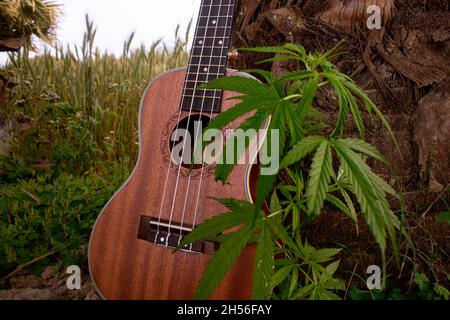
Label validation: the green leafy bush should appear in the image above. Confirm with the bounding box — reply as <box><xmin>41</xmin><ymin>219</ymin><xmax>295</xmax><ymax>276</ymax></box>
<box><xmin>0</xmin><ymin>162</ymin><xmax>130</xmax><ymax>273</ymax></box>
<box><xmin>181</xmin><ymin>44</ymin><xmax>401</xmax><ymax>300</ymax></box>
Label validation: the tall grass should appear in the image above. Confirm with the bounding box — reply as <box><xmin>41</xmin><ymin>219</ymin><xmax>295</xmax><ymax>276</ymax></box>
<box><xmin>0</xmin><ymin>15</ymin><xmax>189</xmax><ymax>275</ymax></box>
<box><xmin>3</xmin><ymin>14</ymin><xmax>190</xmax><ymax>164</ymax></box>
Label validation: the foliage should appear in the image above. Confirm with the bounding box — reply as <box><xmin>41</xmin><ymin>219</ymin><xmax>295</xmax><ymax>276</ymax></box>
<box><xmin>0</xmin><ymin>0</ymin><xmax>60</xmax><ymax>43</ymax></box>
<box><xmin>0</xmin><ymin>161</ymin><xmax>129</xmax><ymax>273</ymax></box>
<box><xmin>180</xmin><ymin>44</ymin><xmax>401</xmax><ymax>299</ymax></box>
<box><xmin>348</xmin><ymin>273</ymin><xmax>450</xmax><ymax>300</ymax></box>
<box><xmin>0</xmin><ymin>17</ymin><xmax>189</xmax><ymax>275</ymax></box>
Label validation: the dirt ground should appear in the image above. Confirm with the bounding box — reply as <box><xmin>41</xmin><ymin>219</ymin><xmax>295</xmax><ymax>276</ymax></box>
<box><xmin>0</xmin><ymin>266</ymin><xmax>100</xmax><ymax>300</ymax></box>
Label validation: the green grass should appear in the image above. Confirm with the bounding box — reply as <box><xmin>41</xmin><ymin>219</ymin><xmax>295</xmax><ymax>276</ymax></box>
<box><xmin>0</xmin><ymin>16</ymin><xmax>189</xmax><ymax>276</ymax></box>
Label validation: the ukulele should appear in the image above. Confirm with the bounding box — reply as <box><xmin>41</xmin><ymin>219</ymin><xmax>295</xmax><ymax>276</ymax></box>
<box><xmin>89</xmin><ymin>0</ymin><xmax>265</xmax><ymax>300</ymax></box>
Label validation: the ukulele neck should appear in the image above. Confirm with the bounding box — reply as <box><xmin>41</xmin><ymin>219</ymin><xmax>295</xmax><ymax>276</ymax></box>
<box><xmin>180</xmin><ymin>0</ymin><xmax>237</xmax><ymax>113</ymax></box>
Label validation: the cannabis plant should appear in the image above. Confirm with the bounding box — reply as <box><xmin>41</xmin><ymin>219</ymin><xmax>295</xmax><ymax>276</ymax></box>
<box><xmin>179</xmin><ymin>44</ymin><xmax>400</xmax><ymax>300</ymax></box>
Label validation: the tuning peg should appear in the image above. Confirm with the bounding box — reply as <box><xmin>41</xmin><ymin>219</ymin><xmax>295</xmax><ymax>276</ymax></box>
<box><xmin>228</xmin><ymin>50</ymin><xmax>239</xmax><ymax>62</ymax></box>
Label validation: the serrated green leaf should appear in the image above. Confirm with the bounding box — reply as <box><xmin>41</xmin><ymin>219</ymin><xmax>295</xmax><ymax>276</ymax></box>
<box><xmin>243</xmin><ymin>69</ymin><xmax>286</xmax><ymax>97</ymax></box>
<box><xmin>280</xmin><ymin>136</ymin><xmax>326</xmax><ymax>168</ymax></box>
<box><xmin>256</xmin><ymin>55</ymin><xmax>301</xmax><ymax>65</ymax></box>
<box><xmin>340</xmin><ymin>188</ymin><xmax>359</xmax><ymax>233</ymax></box>
<box><xmin>215</xmin><ymin>110</ymin><xmax>271</xmax><ymax>183</ymax></box>
<box><xmin>322</xmin><ymin>72</ymin><xmax>349</xmax><ymax>138</ymax></box>
<box><xmin>434</xmin><ymin>284</ymin><xmax>450</xmax><ymax>300</ymax></box>
<box><xmin>195</xmin><ymin>225</ymin><xmax>255</xmax><ymax>300</ymax></box>
<box><xmin>310</xmin><ymin>248</ymin><xmax>342</xmax><ymax>263</ymax></box>
<box><xmin>271</xmin><ymin>265</ymin><xmax>295</xmax><ymax>288</ymax></box>
<box><xmin>414</xmin><ymin>272</ymin><xmax>430</xmax><ymax>291</ymax></box>
<box><xmin>326</xmin><ymin>193</ymin><xmax>357</xmax><ymax>223</ymax></box>
<box><xmin>254</xmin><ymin>106</ymin><xmax>285</xmax><ymax>216</ymax></box>
<box><xmin>278</xmin><ymin>70</ymin><xmax>315</xmax><ymax>83</ymax></box>
<box><xmin>238</xmin><ymin>45</ymin><xmax>300</xmax><ymax>55</ymax></box>
<box><xmin>200</xmin><ymin>76</ymin><xmax>276</xmax><ymax>98</ymax></box>
<box><xmin>311</xmin><ymin>287</ymin><xmax>343</xmax><ymax>300</ymax></box>
<box><xmin>288</xmin><ymin>267</ymin><xmax>299</xmax><ymax>298</ymax></box>
<box><xmin>177</xmin><ymin>207</ymin><xmax>253</xmax><ymax>249</ymax></box>
<box><xmin>305</xmin><ymin>141</ymin><xmax>333</xmax><ymax>217</ymax></box>
<box><xmin>267</xmin><ymin>217</ymin><xmax>298</xmax><ymax>253</ymax></box>
<box><xmin>253</xmin><ymin>222</ymin><xmax>275</xmax><ymax>300</ymax></box>
<box><xmin>292</xmin><ymin>284</ymin><xmax>315</xmax><ymax>300</ymax></box>
<box><xmin>343</xmin><ymin>77</ymin><xmax>400</xmax><ymax>153</ymax></box>
<box><xmin>283</xmin><ymin>101</ymin><xmax>304</xmax><ymax>146</ymax></box>
<box><xmin>255</xmin><ymin>174</ymin><xmax>276</xmax><ymax>213</ymax></box>
<box><xmin>269</xmin><ymin>190</ymin><xmax>281</xmax><ymax>213</ymax></box>
<box><xmin>339</xmin><ymin>138</ymin><xmax>388</xmax><ymax>165</ymax></box>
<box><xmin>205</xmin><ymin>98</ymin><xmax>264</xmax><ymax>132</ymax></box>
<box><xmin>346</xmin><ymin>92</ymin><xmax>366</xmax><ymax>139</ymax></box>
<box><xmin>332</xmin><ymin>140</ymin><xmax>400</xmax><ymax>253</ymax></box>
<box><xmin>437</xmin><ymin>211</ymin><xmax>450</xmax><ymax>224</ymax></box>
<box><xmin>326</xmin><ymin>260</ymin><xmax>340</xmax><ymax>277</ymax></box>
<box><xmin>215</xmin><ymin>198</ymin><xmax>256</xmax><ymax>213</ymax></box>
<box><xmin>296</xmin><ymin>72</ymin><xmax>320</xmax><ymax>122</ymax></box>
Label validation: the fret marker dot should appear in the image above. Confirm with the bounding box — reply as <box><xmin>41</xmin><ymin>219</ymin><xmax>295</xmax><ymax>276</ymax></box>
<box><xmin>203</xmin><ymin>67</ymin><xmax>208</xmax><ymax>72</ymax></box>
<box><xmin>218</xmin><ymin>40</ymin><xmax>223</xmax><ymax>45</ymax></box>
<box><xmin>198</xmin><ymin>40</ymin><xmax>203</xmax><ymax>45</ymax></box>
<box><xmin>160</xmin><ymin>237</ymin><xmax>165</xmax><ymax>242</ymax></box>
<box><xmin>212</xmin><ymin>20</ymin><xmax>217</xmax><ymax>25</ymax></box>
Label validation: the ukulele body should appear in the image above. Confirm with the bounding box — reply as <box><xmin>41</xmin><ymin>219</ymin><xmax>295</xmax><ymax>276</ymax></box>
<box><xmin>88</xmin><ymin>68</ymin><xmax>262</xmax><ymax>300</ymax></box>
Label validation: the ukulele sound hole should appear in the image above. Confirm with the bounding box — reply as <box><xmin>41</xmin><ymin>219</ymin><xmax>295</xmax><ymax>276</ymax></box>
<box><xmin>169</xmin><ymin>114</ymin><xmax>212</xmax><ymax>169</ymax></box>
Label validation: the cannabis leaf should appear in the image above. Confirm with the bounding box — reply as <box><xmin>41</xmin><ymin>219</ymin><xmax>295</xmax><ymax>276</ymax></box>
<box><xmin>305</xmin><ymin>141</ymin><xmax>334</xmax><ymax>217</ymax></box>
<box><xmin>195</xmin><ymin>224</ymin><xmax>256</xmax><ymax>299</ymax></box>
<box><xmin>253</xmin><ymin>221</ymin><xmax>275</xmax><ymax>299</ymax></box>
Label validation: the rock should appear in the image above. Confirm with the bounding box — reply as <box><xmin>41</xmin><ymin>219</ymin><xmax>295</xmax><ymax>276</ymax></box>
<box><xmin>414</xmin><ymin>80</ymin><xmax>450</xmax><ymax>191</ymax></box>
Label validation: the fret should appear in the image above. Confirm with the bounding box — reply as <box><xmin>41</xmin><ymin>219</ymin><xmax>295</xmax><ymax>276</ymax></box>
<box><xmin>191</xmin><ymin>46</ymin><xmax>228</xmax><ymax>57</ymax></box>
<box><xmin>198</xmin><ymin>15</ymin><xmax>234</xmax><ymax>19</ymax></box>
<box><xmin>201</xmin><ymin>0</ymin><xmax>235</xmax><ymax>5</ymax></box>
<box><xmin>200</xmin><ymin>5</ymin><xmax>235</xmax><ymax>18</ymax></box>
<box><xmin>181</xmin><ymin>95</ymin><xmax>222</xmax><ymax>113</ymax></box>
<box><xmin>181</xmin><ymin>0</ymin><xmax>237</xmax><ymax>113</ymax></box>
<box><xmin>185</xmin><ymin>73</ymin><xmax>223</xmax><ymax>84</ymax></box>
<box><xmin>189</xmin><ymin>56</ymin><xmax>226</xmax><ymax>67</ymax></box>
<box><xmin>183</xmin><ymin>89</ymin><xmax>221</xmax><ymax>98</ymax></box>
<box><xmin>194</xmin><ymin>26</ymin><xmax>231</xmax><ymax>38</ymax></box>
<box><xmin>187</xmin><ymin>64</ymin><xmax>225</xmax><ymax>75</ymax></box>
<box><xmin>197</xmin><ymin>16</ymin><xmax>234</xmax><ymax>28</ymax></box>
<box><xmin>193</xmin><ymin>38</ymin><xmax>230</xmax><ymax>48</ymax></box>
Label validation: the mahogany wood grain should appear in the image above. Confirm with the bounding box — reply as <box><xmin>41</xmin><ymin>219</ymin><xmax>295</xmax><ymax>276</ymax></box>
<box><xmin>89</xmin><ymin>68</ymin><xmax>259</xmax><ymax>300</ymax></box>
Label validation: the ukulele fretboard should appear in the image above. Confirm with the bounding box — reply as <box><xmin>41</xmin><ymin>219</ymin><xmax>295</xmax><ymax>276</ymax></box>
<box><xmin>181</xmin><ymin>0</ymin><xmax>237</xmax><ymax>113</ymax></box>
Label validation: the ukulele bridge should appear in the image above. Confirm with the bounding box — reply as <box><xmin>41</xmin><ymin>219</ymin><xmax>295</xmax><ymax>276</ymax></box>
<box><xmin>137</xmin><ymin>215</ymin><xmax>210</xmax><ymax>253</ymax></box>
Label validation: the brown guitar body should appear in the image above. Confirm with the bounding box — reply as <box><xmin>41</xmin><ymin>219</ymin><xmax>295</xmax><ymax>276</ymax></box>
<box><xmin>89</xmin><ymin>68</ymin><xmax>261</xmax><ymax>300</ymax></box>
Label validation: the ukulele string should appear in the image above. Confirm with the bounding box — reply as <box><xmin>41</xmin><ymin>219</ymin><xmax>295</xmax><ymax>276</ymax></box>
<box><xmin>164</xmin><ymin>0</ymin><xmax>215</xmax><ymax>247</ymax></box>
<box><xmin>190</xmin><ymin>0</ymin><xmax>235</xmax><ymax>234</ymax></box>
<box><xmin>177</xmin><ymin>0</ymin><xmax>228</xmax><ymax>249</ymax></box>
<box><xmin>154</xmin><ymin>0</ymin><xmax>206</xmax><ymax>243</ymax></box>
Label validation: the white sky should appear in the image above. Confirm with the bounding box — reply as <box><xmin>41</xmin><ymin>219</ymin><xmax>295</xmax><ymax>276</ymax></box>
<box><xmin>1</xmin><ymin>0</ymin><xmax>201</xmax><ymax>64</ymax></box>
